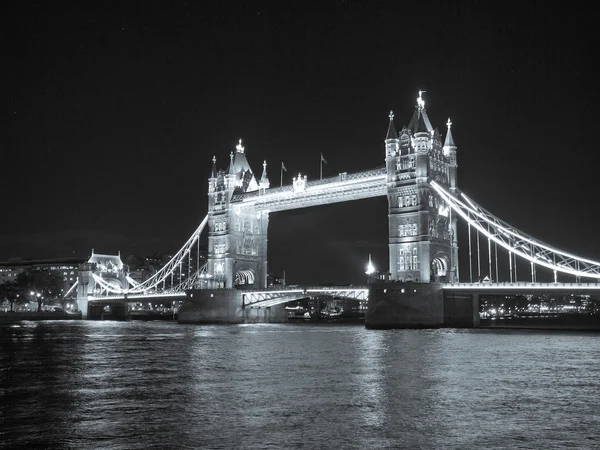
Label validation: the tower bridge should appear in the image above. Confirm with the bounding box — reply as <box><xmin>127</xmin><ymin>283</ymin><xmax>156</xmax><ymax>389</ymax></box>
<box><xmin>74</xmin><ymin>91</ymin><xmax>600</xmax><ymax>327</ymax></box>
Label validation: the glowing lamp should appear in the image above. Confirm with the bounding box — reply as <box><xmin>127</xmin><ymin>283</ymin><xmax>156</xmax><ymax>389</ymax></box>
<box><xmin>365</xmin><ymin>254</ymin><xmax>376</xmax><ymax>275</ymax></box>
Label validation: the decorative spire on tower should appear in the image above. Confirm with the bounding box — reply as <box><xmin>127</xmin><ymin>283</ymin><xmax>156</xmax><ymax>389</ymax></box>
<box><xmin>385</xmin><ymin>110</ymin><xmax>397</xmax><ymax>140</ymax></box>
<box><xmin>228</xmin><ymin>151</ymin><xmax>235</xmax><ymax>174</ymax></box>
<box><xmin>260</xmin><ymin>160</ymin><xmax>270</xmax><ymax>189</ymax></box>
<box><xmin>211</xmin><ymin>155</ymin><xmax>217</xmax><ymax>178</ymax></box>
<box><xmin>444</xmin><ymin>118</ymin><xmax>456</xmax><ymax>148</ymax></box>
<box><xmin>236</xmin><ymin>138</ymin><xmax>245</xmax><ymax>154</ymax></box>
<box><xmin>417</xmin><ymin>90</ymin><xmax>426</xmax><ymax>109</ymax></box>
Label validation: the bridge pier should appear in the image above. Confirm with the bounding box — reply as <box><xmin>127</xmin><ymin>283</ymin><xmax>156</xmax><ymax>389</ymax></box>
<box><xmin>77</xmin><ymin>298</ymin><xmax>89</xmax><ymax>319</ymax></box>
<box><xmin>178</xmin><ymin>289</ymin><xmax>288</xmax><ymax>324</ymax></box>
<box><xmin>366</xmin><ymin>282</ymin><xmax>478</xmax><ymax>328</ymax></box>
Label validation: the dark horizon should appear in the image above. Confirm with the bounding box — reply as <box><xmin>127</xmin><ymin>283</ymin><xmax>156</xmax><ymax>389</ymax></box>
<box><xmin>2</xmin><ymin>2</ymin><xmax>599</xmax><ymax>285</ymax></box>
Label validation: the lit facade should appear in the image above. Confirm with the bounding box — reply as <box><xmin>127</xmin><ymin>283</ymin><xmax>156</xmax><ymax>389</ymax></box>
<box><xmin>204</xmin><ymin>94</ymin><xmax>459</xmax><ymax>288</ymax></box>
<box><xmin>206</xmin><ymin>141</ymin><xmax>270</xmax><ymax>289</ymax></box>
<box><xmin>385</xmin><ymin>92</ymin><xmax>459</xmax><ymax>283</ymax></box>
<box><xmin>0</xmin><ymin>257</ymin><xmax>85</xmax><ymax>296</ymax></box>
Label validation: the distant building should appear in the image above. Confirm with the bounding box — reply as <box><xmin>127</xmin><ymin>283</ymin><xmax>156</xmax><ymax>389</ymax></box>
<box><xmin>0</xmin><ymin>257</ymin><xmax>86</xmax><ymax>297</ymax></box>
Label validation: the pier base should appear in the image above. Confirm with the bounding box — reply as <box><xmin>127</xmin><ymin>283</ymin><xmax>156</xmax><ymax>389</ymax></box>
<box><xmin>178</xmin><ymin>289</ymin><xmax>288</xmax><ymax>324</ymax></box>
<box><xmin>366</xmin><ymin>282</ymin><xmax>478</xmax><ymax>328</ymax></box>
<box><xmin>76</xmin><ymin>298</ymin><xmax>89</xmax><ymax>319</ymax></box>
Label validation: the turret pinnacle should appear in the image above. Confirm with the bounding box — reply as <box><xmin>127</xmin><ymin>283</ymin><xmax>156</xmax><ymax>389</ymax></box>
<box><xmin>236</xmin><ymin>138</ymin><xmax>245</xmax><ymax>154</ymax></box>
<box><xmin>444</xmin><ymin>118</ymin><xmax>456</xmax><ymax>148</ymax></box>
<box><xmin>417</xmin><ymin>90</ymin><xmax>426</xmax><ymax>110</ymax></box>
<box><xmin>385</xmin><ymin>110</ymin><xmax>397</xmax><ymax>140</ymax></box>
<box><xmin>228</xmin><ymin>152</ymin><xmax>235</xmax><ymax>175</ymax></box>
<box><xmin>211</xmin><ymin>155</ymin><xmax>217</xmax><ymax>178</ymax></box>
<box><xmin>260</xmin><ymin>160</ymin><xmax>270</xmax><ymax>189</ymax></box>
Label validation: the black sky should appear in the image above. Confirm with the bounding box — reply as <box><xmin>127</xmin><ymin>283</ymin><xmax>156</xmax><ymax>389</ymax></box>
<box><xmin>1</xmin><ymin>1</ymin><xmax>599</xmax><ymax>284</ymax></box>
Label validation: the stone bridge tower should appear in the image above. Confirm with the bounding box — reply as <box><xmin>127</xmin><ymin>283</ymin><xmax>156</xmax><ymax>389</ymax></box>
<box><xmin>386</xmin><ymin>92</ymin><xmax>459</xmax><ymax>283</ymax></box>
<box><xmin>206</xmin><ymin>139</ymin><xmax>269</xmax><ymax>289</ymax></box>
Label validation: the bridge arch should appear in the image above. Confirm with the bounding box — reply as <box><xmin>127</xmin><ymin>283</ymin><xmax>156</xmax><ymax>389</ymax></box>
<box><xmin>235</xmin><ymin>269</ymin><xmax>255</xmax><ymax>286</ymax></box>
<box><xmin>431</xmin><ymin>252</ymin><xmax>450</xmax><ymax>280</ymax></box>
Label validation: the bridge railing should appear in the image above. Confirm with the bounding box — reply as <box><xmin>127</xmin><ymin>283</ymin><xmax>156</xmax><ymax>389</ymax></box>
<box><xmin>444</xmin><ymin>282</ymin><xmax>600</xmax><ymax>289</ymax></box>
<box><xmin>231</xmin><ymin>166</ymin><xmax>386</xmax><ymax>202</ymax></box>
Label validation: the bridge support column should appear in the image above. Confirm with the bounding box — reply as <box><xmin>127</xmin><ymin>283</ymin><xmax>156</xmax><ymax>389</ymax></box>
<box><xmin>179</xmin><ymin>289</ymin><xmax>287</xmax><ymax>324</ymax></box>
<box><xmin>443</xmin><ymin>292</ymin><xmax>480</xmax><ymax>328</ymax></box>
<box><xmin>77</xmin><ymin>298</ymin><xmax>89</xmax><ymax>319</ymax></box>
<box><xmin>366</xmin><ymin>282</ymin><xmax>445</xmax><ymax>328</ymax></box>
<box><xmin>366</xmin><ymin>282</ymin><xmax>480</xmax><ymax>328</ymax></box>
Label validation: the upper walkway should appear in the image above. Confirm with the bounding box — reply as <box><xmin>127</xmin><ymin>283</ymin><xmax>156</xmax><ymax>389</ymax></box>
<box><xmin>231</xmin><ymin>167</ymin><xmax>387</xmax><ymax>212</ymax></box>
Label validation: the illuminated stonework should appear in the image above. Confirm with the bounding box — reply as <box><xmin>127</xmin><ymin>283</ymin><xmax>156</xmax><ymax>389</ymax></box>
<box><xmin>205</xmin><ymin>94</ymin><xmax>459</xmax><ymax>289</ymax></box>
<box><xmin>386</xmin><ymin>96</ymin><xmax>458</xmax><ymax>282</ymax></box>
<box><xmin>206</xmin><ymin>139</ymin><xmax>269</xmax><ymax>288</ymax></box>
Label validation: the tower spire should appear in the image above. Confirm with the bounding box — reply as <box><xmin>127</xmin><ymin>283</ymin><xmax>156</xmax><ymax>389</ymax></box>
<box><xmin>385</xmin><ymin>110</ymin><xmax>397</xmax><ymax>140</ymax></box>
<box><xmin>211</xmin><ymin>155</ymin><xmax>217</xmax><ymax>178</ymax></box>
<box><xmin>417</xmin><ymin>90</ymin><xmax>426</xmax><ymax>110</ymax></box>
<box><xmin>444</xmin><ymin>118</ymin><xmax>456</xmax><ymax>148</ymax></box>
<box><xmin>260</xmin><ymin>160</ymin><xmax>270</xmax><ymax>189</ymax></box>
<box><xmin>236</xmin><ymin>138</ymin><xmax>245</xmax><ymax>154</ymax></box>
<box><xmin>228</xmin><ymin>151</ymin><xmax>235</xmax><ymax>175</ymax></box>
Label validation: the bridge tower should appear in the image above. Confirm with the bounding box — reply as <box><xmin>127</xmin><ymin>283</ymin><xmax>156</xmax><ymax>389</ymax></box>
<box><xmin>386</xmin><ymin>93</ymin><xmax>459</xmax><ymax>283</ymax></box>
<box><xmin>205</xmin><ymin>140</ymin><xmax>269</xmax><ymax>289</ymax></box>
<box><xmin>75</xmin><ymin>251</ymin><xmax>129</xmax><ymax>318</ymax></box>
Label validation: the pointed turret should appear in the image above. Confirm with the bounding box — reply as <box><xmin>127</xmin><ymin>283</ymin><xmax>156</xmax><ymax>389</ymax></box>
<box><xmin>416</xmin><ymin>112</ymin><xmax>429</xmax><ymax>134</ymax></box>
<box><xmin>444</xmin><ymin>118</ymin><xmax>458</xmax><ymax>192</ymax></box>
<box><xmin>228</xmin><ymin>151</ymin><xmax>235</xmax><ymax>175</ymax></box>
<box><xmin>443</xmin><ymin>118</ymin><xmax>456</xmax><ymax>148</ymax></box>
<box><xmin>211</xmin><ymin>155</ymin><xmax>217</xmax><ymax>178</ymax></box>
<box><xmin>385</xmin><ymin>110</ymin><xmax>399</xmax><ymax>159</ymax></box>
<box><xmin>385</xmin><ymin>110</ymin><xmax>397</xmax><ymax>140</ymax></box>
<box><xmin>225</xmin><ymin>151</ymin><xmax>236</xmax><ymax>191</ymax></box>
<box><xmin>225</xmin><ymin>138</ymin><xmax>259</xmax><ymax>192</ymax></box>
<box><xmin>408</xmin><ymin>90</ymin><xmax>434</xmax><ymax>134</ymax></box>
<box><xmin>208</xmin><ymin>155</ymin><xmax>218</xmax><ymax>194</ymax></box>
<box><xmin>260</xmin><ymin>160</ymin><xmax>270</xmax><ymax>190</ymax></box>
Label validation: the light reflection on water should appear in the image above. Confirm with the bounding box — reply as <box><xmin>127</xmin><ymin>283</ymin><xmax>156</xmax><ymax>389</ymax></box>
<box><xmin>1</xmin><ymin>321</ymin><xmax>600</xmax><ymax>449</ymax></box>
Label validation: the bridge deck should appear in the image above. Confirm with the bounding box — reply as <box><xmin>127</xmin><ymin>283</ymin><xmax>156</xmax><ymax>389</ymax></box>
<box><xmin>231</xmin><ymin>167</ymin><xmax>387</xmax><ymax>212</ymax></box>
<box><xmin>443</xmin><ymin>282</ymin><xmax>600</xmax><ymax>295</ymax></box>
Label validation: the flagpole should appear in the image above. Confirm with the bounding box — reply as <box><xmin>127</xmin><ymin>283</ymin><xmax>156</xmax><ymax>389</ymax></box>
<box><xmin>320</xmin><ymin>156</ymin><xmax>322</xmax><ymax>180</ymax></box>
<box><xmin>281</xmin><ymin>164</ymin><xmax>283</xmax><ymax>187</ymax></box>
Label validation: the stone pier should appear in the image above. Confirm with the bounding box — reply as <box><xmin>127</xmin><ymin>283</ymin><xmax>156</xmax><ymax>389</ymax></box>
<box><xmin>365</xmin><ymin>282</ymin><xmax>478</xmax><ymax>328</ymax></box>
<box><xmin>178</xmin><ymin>289</ymin><xmax>288</xmax><ymax>324</ymax></box>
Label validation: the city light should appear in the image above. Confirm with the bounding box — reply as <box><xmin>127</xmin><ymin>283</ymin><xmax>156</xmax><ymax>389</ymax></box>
<box><xmin>365</xmin><ymin>254</ymin><xmax>376</xmax><ymax>275</ymax></box>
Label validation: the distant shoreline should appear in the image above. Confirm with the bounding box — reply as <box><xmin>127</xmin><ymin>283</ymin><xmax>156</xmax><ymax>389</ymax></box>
<box><xmin>0</xmin><ymin>311</ymin><xmax>82</xmax><ymax>324</ymax></box>
<box><xmin>478</xmin><ymin>316</ymin><xmax>600</xmax><ymax>331</ymax></box>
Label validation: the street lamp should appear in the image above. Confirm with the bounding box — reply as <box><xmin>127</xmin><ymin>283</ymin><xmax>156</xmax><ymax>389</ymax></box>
<box><xmin>365</xmin><ymin>254</ymin><xmax>376</xmax><ymax>276</ymax></box>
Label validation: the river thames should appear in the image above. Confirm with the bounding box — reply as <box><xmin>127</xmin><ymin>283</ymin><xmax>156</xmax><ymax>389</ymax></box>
<box><xmin>1</xmin><ymin>321</ymin><xmax>599</xmax><ymax>449</ymax></box>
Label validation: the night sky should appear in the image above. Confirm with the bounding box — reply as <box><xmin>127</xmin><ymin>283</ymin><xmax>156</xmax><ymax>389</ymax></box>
<box><xmin>2</xmin><ymin>1</ymin><xmax>599</xmax><ymax>285</ymax></box>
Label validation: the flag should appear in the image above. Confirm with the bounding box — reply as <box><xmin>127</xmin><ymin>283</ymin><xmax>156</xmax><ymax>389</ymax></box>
<box><xmin>281</xmin><ymin>162</ymin><xmax>287</xmax><ymax>172</ymax></box>
<box><xmin>321</xmin><ymin>153</ymin><xmax>327</xmax><ymax>164</ymax></box>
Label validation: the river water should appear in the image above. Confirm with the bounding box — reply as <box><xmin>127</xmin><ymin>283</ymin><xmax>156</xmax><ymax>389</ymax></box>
<box><xmin>1</xmin><ymin>321</ymin><xmax>599</xmax><ymax>449</ymax></box>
